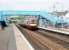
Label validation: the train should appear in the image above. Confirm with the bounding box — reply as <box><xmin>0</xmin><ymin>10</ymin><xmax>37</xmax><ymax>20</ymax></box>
<box><xmin>19</xmin><ymin>15</ymin><xmax>39</xmax><ymax>30</ymax></box>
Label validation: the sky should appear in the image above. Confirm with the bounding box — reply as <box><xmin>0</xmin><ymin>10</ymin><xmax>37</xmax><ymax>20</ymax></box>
<box><xmin>0</xmin><ymin>0</ymin><xmax>69</xmax><ymax>12</ymax></box>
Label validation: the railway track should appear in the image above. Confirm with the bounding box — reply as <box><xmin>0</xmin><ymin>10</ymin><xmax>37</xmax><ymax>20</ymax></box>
<box><xmin>17</xmin><ymin>25</ymin><xmax>69</xmax><ymax>50</ymax></box>
<box><xmin>35</xmin><ymin>29</ymin><xmax>69</xmax><ymax>49</ymax></box>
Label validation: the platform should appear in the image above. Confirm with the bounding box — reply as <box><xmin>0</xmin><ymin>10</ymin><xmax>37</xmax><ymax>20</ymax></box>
<box><xmin>39</xmin><ymin>26</ymin><xmax>69</xmax><ymax>35</ymax></box>
<box><xmin>0</xmin><ymin>24</ymin><xmax>34</xmax><ymax>50</ymax></box>
<box><xmin>0</xmin><ymin>25</ymin><xmax>17</xmax><ymax>50</ymax></box>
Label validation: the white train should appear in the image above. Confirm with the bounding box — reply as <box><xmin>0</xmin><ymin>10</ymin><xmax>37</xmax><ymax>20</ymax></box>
<box><xmin>19</xmin><ymin>15</ymin><xmax>39</xmax><ymax>30</ymax></box>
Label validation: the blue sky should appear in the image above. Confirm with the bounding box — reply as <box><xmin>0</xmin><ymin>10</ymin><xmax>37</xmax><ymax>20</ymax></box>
<box><xmin>0</xmin><ymin>0</ymin><xmax>69</xmax><ymax>12</ymax></box>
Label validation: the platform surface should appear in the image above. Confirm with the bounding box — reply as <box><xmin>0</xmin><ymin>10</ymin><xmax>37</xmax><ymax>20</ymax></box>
<box><xmin>39</xmin><ymin>26</ymin><xmax>69</xmax><ymax>35</ymax></box>
<box><xmin>0</xmin><ymin>25</ymin><xmax>17</xmax><ymax>50</ymax></box>
<box><xmin>0</xmin><ymin>24</ymin><xmax>34</xmax><ymax>50</ymax></box>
